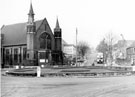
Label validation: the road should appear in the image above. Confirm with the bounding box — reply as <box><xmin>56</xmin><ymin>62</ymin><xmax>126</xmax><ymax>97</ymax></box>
<box><xmin>1</xmin><ymin>75</ymin><xmax>135</xmax><ymax>97</ymax></box>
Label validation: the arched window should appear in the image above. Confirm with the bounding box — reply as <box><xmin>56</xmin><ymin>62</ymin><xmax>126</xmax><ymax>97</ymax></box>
<box><xmin>39</xmin><ymin>32</ymin><xmax>51</xmax><ymax>50</ymax></box>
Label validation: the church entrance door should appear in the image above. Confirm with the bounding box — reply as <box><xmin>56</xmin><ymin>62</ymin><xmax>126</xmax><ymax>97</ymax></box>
<box><xmin>38</xmin><ymin>50</ymin><xmax>51</xmax><ymax>67</ymax></box>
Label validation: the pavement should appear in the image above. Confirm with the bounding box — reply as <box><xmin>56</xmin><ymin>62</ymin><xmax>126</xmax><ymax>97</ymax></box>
<box><xmin>1</xmin><ymin>75</ymin><xmax>135</xmax><ymax>97</ymax></box>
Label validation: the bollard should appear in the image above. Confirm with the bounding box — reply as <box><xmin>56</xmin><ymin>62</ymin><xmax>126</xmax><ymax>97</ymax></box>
<box><xmin>41</xmin><ymin>65</ymin><xmax>44</xmax><ymax>68</ymax></box>
<box><xmin>37</xmin><ymin>66</ymin><xmax>41</xmax><ymax>77</ymax></box>
<box><xmin>15</xmin><ymin>65</ymin><xmax>19</xmax><ymax>69</ymax></box>
<box><xmin>5</xmin><ymin>70</ymin><xmax>9</xmax><ymax>76</ymax></box>
<box><xmin>21</xmin><ymin>66</ymin><xmax>24</xmax><ymax>68</ymax></box>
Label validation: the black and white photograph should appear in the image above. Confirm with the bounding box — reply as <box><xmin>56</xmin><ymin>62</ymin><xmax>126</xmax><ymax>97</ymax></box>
<box><xmin>1</xmin><ymin>0</ymin><xmax>135</xmax><ymax>97</ymax></box>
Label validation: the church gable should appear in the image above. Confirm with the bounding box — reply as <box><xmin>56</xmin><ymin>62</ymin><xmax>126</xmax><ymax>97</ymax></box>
<box><xmin>36</xmin><ymin>18</ymin><xmax>54</xmax><ymax>36</ymax></box>
<box><xmin>36</xmin><ymin>18</ymin><xmax>55</xmax><ymax>50</ymax></box>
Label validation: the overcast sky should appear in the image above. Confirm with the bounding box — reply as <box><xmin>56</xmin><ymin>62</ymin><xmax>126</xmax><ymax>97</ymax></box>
<box><xmin>1</xmin><ymin>0</ymin><xmax>135</xmax><ymax>48</ymax></box>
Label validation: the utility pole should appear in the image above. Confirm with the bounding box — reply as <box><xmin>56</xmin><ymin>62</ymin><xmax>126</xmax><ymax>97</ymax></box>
<box><xmin>76</xmin><ymin>28</ymin><xmax>78</xmax><ymax>66</ymax></box>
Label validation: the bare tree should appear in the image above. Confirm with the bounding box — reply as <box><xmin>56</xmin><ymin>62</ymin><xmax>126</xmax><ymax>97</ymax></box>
<box><xmin>96</xmin><ymin>38</ymin><xmax>108</xmax><ymax>62</ymax></box>
<box><xmin>77</xmin><ymin>41</ymin><xmax>90</xmax><ymax>59</ymax></box>
<box><xmin>105</xmin><ymin>32</ymin><xmax>120</xmax><ymax>64</ymax></box>
<box><xmin>96</xmin><ymin>31</ymin><xmax>119</xmax><ymax>64</ymax></box>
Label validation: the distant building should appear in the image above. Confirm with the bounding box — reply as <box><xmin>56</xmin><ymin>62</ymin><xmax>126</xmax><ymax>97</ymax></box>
<box><xmin>112</xmin><ymin>40</ymin><xmax>135</xmax><ymax>65</ymax></box>
<box><xmin>126</xmin><ymin>42</ymin><xmax>135</xmax><ymax>65</ymax></box>
<box><xmin>1</xmin><ymin>3</ymin><xmax>64</xmax><ymax>67</ymax></box>
<box><xmin>113</xmin><ymin>40</ymin><xmax>135</xmax><ymax>59</ymax></box>
<box><xmin>63</xmin><ymin>44</ymin><xmax>76</xmax><ymax>59</ymax></box>
<box><xmin>126</xmin><ymin>47</ymin><xmax>135</xmax><ymax>60</ymax></box>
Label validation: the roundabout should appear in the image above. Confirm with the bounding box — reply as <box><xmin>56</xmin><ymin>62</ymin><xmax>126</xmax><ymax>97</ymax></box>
<box><xmin>4</xmin><ymin>66</ymin><xmax>135</xmax><ymax>77</ymax></box>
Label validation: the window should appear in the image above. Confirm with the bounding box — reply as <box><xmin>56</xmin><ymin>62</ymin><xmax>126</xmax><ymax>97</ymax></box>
<box><xmin>23</xmin><ymin>48</ymin><xmax>27</xmax><ymax>60</ymax></box>
<box><xmin>14</xmin><ymin>48</ymin><xmax>18</xmax><ymax>63</ymax></box>
<box><xmin>39</xmin><ymin>33</ymin><xmax>51</xmax><ymax>49</ymax></box>
<box><xmin>27</xmin><ymin>53</ymin><xmax>29</xmax><ymax>59</ymax></box>
<box><xmin>5</xmin><ymin>49</ymin><xmax>10</xmax><ymax>64</ymax></box>
<box><xmin>39</xmin><ymin>52</ymin><xmax>49</xmax><ymax>60</ymax></box>
<box><xmin>39</xmin><ymin>52</ymin><xmax>45</xmax><ymax>59</ymax></box>
<box><xmin>55</xmin><ymin>32</ymin><xmax>61</xmax><ymax>37</ymax></box>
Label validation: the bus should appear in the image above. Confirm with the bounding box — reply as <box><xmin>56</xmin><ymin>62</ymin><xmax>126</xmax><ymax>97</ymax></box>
<box><xmin>96</xmin><ymin>52</ymin><xmax>104</xmax><ymax>64</ymax></box>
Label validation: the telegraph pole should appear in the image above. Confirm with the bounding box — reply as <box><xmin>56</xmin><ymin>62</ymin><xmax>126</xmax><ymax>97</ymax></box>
<box><xmin>76</xmin><ymin>28</ymin><xmax>78</xmax><ymax>66</ymax></box>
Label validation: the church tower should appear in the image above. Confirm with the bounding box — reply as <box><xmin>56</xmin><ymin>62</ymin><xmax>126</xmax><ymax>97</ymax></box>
<box><xmin>54</xmin><ymin>18</ymin><xmax>63</xmax><ymax>64</ymax></box>
<box><xmin>54</xmin><ymin>18</ymin><xmax>62</xmax><ymax>51</ymax></box>
<box><xmin>26</xmin><ymin>2</ymin><xmax>36</xmax><ymax>64</ymax></box>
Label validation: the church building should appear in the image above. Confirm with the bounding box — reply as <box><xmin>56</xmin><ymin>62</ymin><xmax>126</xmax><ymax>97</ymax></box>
<box><xmin>1</xmin><ymin>3</ymin><xmax>63</xmax><ymax>67</ymax></box>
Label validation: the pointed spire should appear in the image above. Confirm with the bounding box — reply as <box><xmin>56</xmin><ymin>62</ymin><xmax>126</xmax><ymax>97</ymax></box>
<box><xmin>55</xmin><ymin>17</ymin><xmax>60</xmax><ymax>29</ymax></box>
<box><xmin>27</xmin><ymin>0</ymin><xmax>35</xmax><ymax>26</ymax></box>
<box><xmin>28</xmin><ymin>1</ymin><xmax>34</xmax><ymax>15</ymax></box>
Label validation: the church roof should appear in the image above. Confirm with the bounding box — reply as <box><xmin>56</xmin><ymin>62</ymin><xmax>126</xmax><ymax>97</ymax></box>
<box><xmin>2</xmin><ymin>20</ymin><xmax>42</xmax><ymax>46</ymax></box>
<box><xmin>2</xmin><ymin>18</ymin><xmax>67</xmax><ymax>47</ymax></box>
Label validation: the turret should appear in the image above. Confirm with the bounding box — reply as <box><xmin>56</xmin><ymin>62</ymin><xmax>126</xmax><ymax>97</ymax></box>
<box><xmin>27</xmin><ymin>2</ymin><xmax>35</xmax><ymax>32</ymax></box>
<box><xmin>26</xmin><ymin>2</ymin><xmax>36</xmax><ymax>62</ymax></box>
<box><xmin>54</xmin><ymin>18</ymin><xmax>62</xmax><ymax>51</ymax></box>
